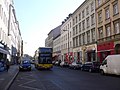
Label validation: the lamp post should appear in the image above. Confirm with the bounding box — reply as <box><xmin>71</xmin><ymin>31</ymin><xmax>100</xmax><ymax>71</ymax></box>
<box><xmin>63</xmin><ymin>30</ymin><xmax>69</xmax><ymax>64</ymax></box>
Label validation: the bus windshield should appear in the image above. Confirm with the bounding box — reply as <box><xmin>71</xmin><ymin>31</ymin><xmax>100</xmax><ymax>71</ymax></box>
<box><xmin>39</xmin><ymin>57</ymin><xmax>52</xmax><ymax>64</ymax></box>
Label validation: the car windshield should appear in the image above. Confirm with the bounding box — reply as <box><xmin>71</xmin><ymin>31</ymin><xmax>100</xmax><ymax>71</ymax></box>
<box><xmin>93</xmin><ymin>62</ymin><xmax>100</xmax><ymax>66</ymax></box>
<box><xmin>22</xmin><ymin>61</ymin><xmax>30</xmax><ymax>64</ymax></box>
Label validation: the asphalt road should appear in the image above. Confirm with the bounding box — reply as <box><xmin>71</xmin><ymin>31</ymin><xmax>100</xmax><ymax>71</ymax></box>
<box><xmin>9</xmin><ymin>65</ymin><xmax>120</xmax><ymax>90</ymax></box>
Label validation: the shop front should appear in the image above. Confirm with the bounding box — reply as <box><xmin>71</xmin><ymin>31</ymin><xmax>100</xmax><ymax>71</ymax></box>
<box><xmin>85</xmin><ymin>44</ymin><xmax>97</xmax><ymax>62</ymax></box>
<box><xmin>97</xmin><ymin>41</ymin><xmax>115</xmax><ymax>63</ymax></box>
<box><xmin>52</xmin><ymin>51</ymin><xmax>61</xmax><ymax>62</ymax></box>
<box><xmin>65</xmin><ymin>52</ymin><xmax>73</xmax><ymax>64</ymax></box>
<box><xmin>0</xmin><ymin>43</ymin><xmax>9</xmax><ymax>62</ymax></box>
<box><xmin>114</xmin><ymin>41</ymin><xmax>120</xmax><ymax>54</ymax></box>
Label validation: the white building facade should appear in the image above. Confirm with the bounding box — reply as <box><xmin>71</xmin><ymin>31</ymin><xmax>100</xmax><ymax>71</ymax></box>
<box><xmin>60</xmin><ymin>14</ymin><xmax>73</xmax><ymax>64</ymax></box>
<box><xmin>53</xmin><ymin>35</ymin><xmax>61</xmax><ymax>61</ymax></box>
<box><xmin>72</xmin><ymin>0</ymin><xmax>97</xmax><ymax>63</ymax></box>
<box><xmin>0</xmin><ymin>0</ymin><xmax>22</xmax><ymax>64</ymax></box>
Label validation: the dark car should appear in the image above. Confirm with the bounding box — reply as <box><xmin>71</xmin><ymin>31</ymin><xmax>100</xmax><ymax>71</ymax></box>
<box><xmin>19</xmin><ymin>60</ymin><xmax>31</xmax><ymax>71</ymax></box>
<box><xmin>81</xmin><ymin>61</ymin><xmax>100</xmax><ymax>72</ymax></box>
<box><xmin>60</xmin><ymin>61</ymin><xmax>69</xmax><ymax>67</ymax></box>
<box><xmin>69</xmin><ymin>61</ymin><xmax>82</xmax><ymax>69</ymax></box>
<box><xmin>0</xmin><ymin>62</ymin><xmax>5</xmax><ymax>72</ymax></box>
<box><xmin>54</xmin><ymin>60</ymin><xmax>61</xmax><ymax>66</ymax></box>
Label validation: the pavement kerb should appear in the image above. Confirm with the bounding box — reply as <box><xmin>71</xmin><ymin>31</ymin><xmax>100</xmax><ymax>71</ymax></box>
<box><xmin>4</xmin><ymin>69</ymin><xmax>19</xmax><ymax>90</ymax></box>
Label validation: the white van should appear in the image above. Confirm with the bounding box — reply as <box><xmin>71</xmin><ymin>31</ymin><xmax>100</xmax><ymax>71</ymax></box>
<box><xmin>100</xmin><ymin>55</ymin><xmax>120</xmax><ymax>75</ymax></box>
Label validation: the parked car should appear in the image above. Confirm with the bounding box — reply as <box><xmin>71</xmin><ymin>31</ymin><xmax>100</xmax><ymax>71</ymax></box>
<box><xmin>100</xmin><ymin>55</ymin><xmax>120</xmax><ymax>75</ymax></box>
<box><xmin>0</xmin><ymin>62</ymin><xmax>5</xmax><ymax>72</ymax></box>
<box><xmin>54</xmin><ymin>60</ymin><xmax>61</xmax><ymax>66</ymax></box>
<box><xmin>60</xmin><ymin>61</ymin><xmax>69</xmax><ymax>67</ymax></box>
<box><xmin>19</xmin><ymin>60</ymin><xmax>31</xmax><ymax>71</ymax></box>
<box><xmin>69</xmin><ymin>61</ymin><xmax>82</xmax><ymax>69</ymax></box>
<box><xmin>81</xmin><ymin>61</ymin><xmax>100</xmax><ymax>72</ymax></box>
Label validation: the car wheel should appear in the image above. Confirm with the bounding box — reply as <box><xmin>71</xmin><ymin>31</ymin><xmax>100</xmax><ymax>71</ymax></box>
<box><xmin>100</xmin><ymin>70</ymin><xmax>105</xmax><ymax>75</ymax></box>
<box><xmin>29</xmin><ymin>69</ymin><xmax>31</xmax><ymax>71</ymax></box>
<box><xmin>81</xmin><ymin>68</ymin><xmax>83</xmax><ymax>71</ymax></box>
<box><xmin>89</xmin><ymin>68</ymin><xmax>92</xmax><ymax>73</ymax></box>
<box><xmin>19</xmin><ymin>68</ymin><xmax>21</xmax><ymax>71</ymax></box>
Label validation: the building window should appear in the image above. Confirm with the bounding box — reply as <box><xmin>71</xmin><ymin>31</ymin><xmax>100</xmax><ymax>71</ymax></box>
<box><xmin>79</xmin><ymin>22</ymin><xmax>81</xmax><ymax>32</ymax></box>
<box><xmin>114</xmin><ymin>21</ymin><xmax>120</xmax><ymax>34</ymax></box>
<box><xmin>76</xmin><ymin>16</ymin><xmax>77</xmax><ymax>23</ymax></box>
<box><xmin>79</xmin><ymin>13</ymin><xmax>81</xmax><ymax>21</ymax></box>
<box><xmin>113</xmin><ymin>3</ymin><xmax>119</xmax><ymax>15</ymax></box>
<box><xmin>82</xmin><ymin>20</ymin><xmax>85</xmax><ymax>30</ymax></box>
<box><xmin>68</xmin><ymin>24</ymin><xmax>69</xmax><ymax>29</ymax></box>
<box><xmin>98</xmin><ymin>27</ymin><xmax>103</xmax><ymax>39</ymax></box>
<box><xmin>105</xmin><ymin>7</ymin><xmax>110</xmax><ymax>19</ymax></box>
<box><xmin>76</xmin><ymin>36</ymin><xmax>78</xmax><ymax>47</ymax></box>
<box><xmin>73</xmin><ymin>19</ymin><xmax>75</xmax><ymax>25</ymax></box>
<box><xmin>82</xmin><ymin>33</ymin><xmax>85</xmax><ymax>44</ymax></box>
<box><xmin>82</xmin><ymin>10</ymin><xmax>85</xmax><ymax>18</ymax></box>
<box><xmin>73</xmin><ymin>27</ymin><xmax>75</xmax><ymax>36</ymax></box>
<box><xmin>76</xmin><ymin>25</ymin><xmax>78</xmax><ymax>34</ymax></box>
<box><xmin>98</xmin><ymin>0</ymin><xmax>102</xmax><ymax>6</ymax></box>
<box><xmin>66</xmin><ymin>34</ymin><xmax>67</xmax><ymax>40</ymax></box>
<box><xmin>79</xmin><ymin>35</ymin><xmax>81</xmax><ymax>46</ymax></box>
<box><xmin>91</xmin><ymin>1</ymin><xmax>94</xmax><ymax>12</ymax></box>
<box><xmin>70</xmin><ymin>22</ymin><xmax>71</xmax><ymax>28</ymax></box>
<box><xmin>98</xmin><ymin>11</ymin><xmax>102</xmax><ymax>23</ymax></box>
<box><xmin>105</xmin><ymin>24</ymin><xmax>111</xmax><ymax>37</ymax></box>
<box><xmin>73</xmin><ymin>38</ymin><xmax>75</xmax><ymax>48</ymax></box>
<box><xmin>86</xmin><ymin>6</ymin><xmax>89</xmax><ymax>15</ymax></box>
<box><xmin>70</xmin><ymin>41</ymin><xmax>72</xmax><ymax>48</ymax></box>
<box><xmin>91</xmin><ymin>14</ymin><xmax>95</xmax><ymax>25</ymax></box>
<box><xmin>86</xmin><ymin>17</ymin><xmax>90</xmax><ymax>28</ymax></box>
<box><xmin>70</xmin><ymin>31</ymin><xmax>71</xmax><ymax>37</ymax></box>
<box><xmin>87</xmin><ymin>31</ymin><xmax>90</xmax><ymax>43</ymax></box>
<box><xmin>91</xmin><ymin>28</ymin><xmax>95</xmax><ymax>42</ymax></box>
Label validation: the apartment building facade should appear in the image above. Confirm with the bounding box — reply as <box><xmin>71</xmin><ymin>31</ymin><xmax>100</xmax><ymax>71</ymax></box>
<box><xmin>60</xmin><ymin>14</ymin><xmax>73</xmax><ymax>64</ymax></box>
<box><xmin>0</xmin><ymin>0</ymin><xmax>22</xmax><ymax>64</ymax></box>
<box><xmin>47</xmin><ymin>30</ymin><xmax>54</xmax><ymax>48</ymax></box>
<box><xmin>52</xmin><ymin>25</ymin><xmax>61</xmax><ymax>61</ymax></box>
<box><xmin>45</xmin><ymin>37</ymin><xmax>49</xmax><ymax>47</ymax></box>
<box><xmin>46</xmin><ymin>25</ymin><xmax>61</xmax><ymax>61</ymax></box>
<box><xmin>96</xmin><ymin>0</ymin><xmax>120</xmax><ymax>62</ymax></box>
<box><xmin>72</xmin><ymin>0</ymin><xmax>97</xmax><ymax>63</ymax></box>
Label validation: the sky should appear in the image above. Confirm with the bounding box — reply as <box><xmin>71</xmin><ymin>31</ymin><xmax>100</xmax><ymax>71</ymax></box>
<box><xmin>14</xmin><ymin>0</ymin><xmax>85</xmax><ymax>56</ymax></box>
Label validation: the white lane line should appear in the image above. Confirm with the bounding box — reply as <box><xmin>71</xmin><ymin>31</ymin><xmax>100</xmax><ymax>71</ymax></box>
<box><xmin>19</xmin><ymin>84</ymin><xmax>42</xmax><ymax>90</ymax></box>
<box><xmin>0</xmin><ymin>78</ymin><xmax>4</xmax><ymax>80</ymax></box>
<box><xmin>19</xmin><ymin>79</ymin><xmax>42</xmax><ymax>90</ymax></box>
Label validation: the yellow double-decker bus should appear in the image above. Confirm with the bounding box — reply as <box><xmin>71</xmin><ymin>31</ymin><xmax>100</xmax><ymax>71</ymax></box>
<box><xmin>34</xmin><ymin>47</ymin><xmax>53</xmax><ymax>69</ymax></box>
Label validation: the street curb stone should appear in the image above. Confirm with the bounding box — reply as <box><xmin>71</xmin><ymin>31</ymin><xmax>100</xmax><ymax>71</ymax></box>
<box><xmin>4</xmin><ymin>70</ymin><xmax>19</xmax><ymax>90</ymax></box>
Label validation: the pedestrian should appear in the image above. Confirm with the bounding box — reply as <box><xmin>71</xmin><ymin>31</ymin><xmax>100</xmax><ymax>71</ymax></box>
<box><xmin>6</xmin><ymin>59</ymin><xmax>10</xmax><ymax>72</ymax></box>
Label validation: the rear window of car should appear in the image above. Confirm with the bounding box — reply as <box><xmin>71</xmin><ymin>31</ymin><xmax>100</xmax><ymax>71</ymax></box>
<box><xmin>85</xmin><ymin>62</ymin><xmax>92</xmax><ymax>65</ymax></box>
<box><xmin>93</xmin><ymin>62</ymin><xmax>100</xmax><ymax>66</ymax></box>
<box><xmin>22</xmin><ymin>61</ymin><xmax>30</xmax><ymax>64</ymax></box>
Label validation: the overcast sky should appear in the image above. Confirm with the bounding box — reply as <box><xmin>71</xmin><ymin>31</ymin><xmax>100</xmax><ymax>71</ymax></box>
<box><xmin>14</xmin><ymin>0</ymin><xmax>85</xmax><ymax>56</ymax></box>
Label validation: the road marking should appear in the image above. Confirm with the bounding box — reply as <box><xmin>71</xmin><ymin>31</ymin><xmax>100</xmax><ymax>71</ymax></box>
<box><xmin>19</xmin><ymin>85</ymin><xmax>42</xmax><ymax>90</ymax></box>
<box><xmin>0</xmin><ymin>78</ymin><xmax>4</xmax><ymax>80</ymax></box>
<box><xmin>19</xmin><ymin>79</ymin><xmax>42</xmax><ymax>90</ymax></box>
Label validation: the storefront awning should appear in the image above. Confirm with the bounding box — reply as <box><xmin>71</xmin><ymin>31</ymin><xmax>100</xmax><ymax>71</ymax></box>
<box><xmin>0</xmin><ymin>48</ymin><xmax>9</xmax><ymax>54</ymax></box>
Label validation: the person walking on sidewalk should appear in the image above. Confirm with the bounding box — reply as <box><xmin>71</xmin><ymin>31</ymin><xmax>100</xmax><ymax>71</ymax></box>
<box><xmin>6</xmin><ymin>59</ymin><xmax>10</xmax><ymax>72</ymax></box>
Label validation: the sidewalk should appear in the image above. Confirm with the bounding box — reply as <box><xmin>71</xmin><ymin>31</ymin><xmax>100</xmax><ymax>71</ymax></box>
<box><xmin>0</xmin><ymin>65</ymin><xmax>19</xmax><ymax>90</ymax></box>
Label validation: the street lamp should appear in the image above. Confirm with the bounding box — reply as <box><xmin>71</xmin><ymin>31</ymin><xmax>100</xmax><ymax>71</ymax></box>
<box><xmin>63</xmin><ymin>29</ymin><xmax>69</xmax><ymax>64</ymax></box>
